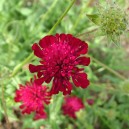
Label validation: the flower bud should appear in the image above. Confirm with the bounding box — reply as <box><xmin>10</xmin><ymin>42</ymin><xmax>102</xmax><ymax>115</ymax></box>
<box><xmin>99</xmin><ymin>4</ymin><xmax>127</xmax><ymax>37</ymax></box>
<box><xmin>87</xmin><ymin>3</ymin><xmax>128</xmax><ymax>44</ymax></box>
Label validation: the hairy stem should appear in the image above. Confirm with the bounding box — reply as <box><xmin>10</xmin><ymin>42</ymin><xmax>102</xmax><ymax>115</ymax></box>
<box><xmin>40</xmin><ymin>0</ymin><xmax>59</xmax><ymax>20</ymax></box>
<box><xmin>11</xmin><ymin>0</ymin><xmax>76</xmax><ymax>77</ymax></box>
<box><xmin>90</xmin><ymin>82</ymin><xmax>128</xmax><ymax>95</ymax></box>
<box><xmin>48</xmin><ymin>0</ymin><xmax>76</xmax><ymax>35</ymax></box>
<box><xmin>89</xmin><ymin>54</ymin><xmax>127</xmax><ymax>81</ymax></box>
<box><xmin>76</xmin><ymin>27</ymin><xmax>98</xmax><ymax>37</ymax></box>
<box><xmin>10</xmin><ymin>52</ymin><xmax>34</xmax><ymax>77</ymax></box>
<box><xmin>70</xmin><ymin>0</ymin><xmax>95</xmax><ymax>33</ymax></box>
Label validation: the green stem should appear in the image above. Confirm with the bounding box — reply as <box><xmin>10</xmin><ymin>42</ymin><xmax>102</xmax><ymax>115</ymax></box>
<box><xmin>90</xmin><ymin>82</ymin><xmax>128</xmax><ymax>95</ymax></box>
<box><xmin>1</xmin><ymin>84</ymin><xmax>11</xmax><ymax>129</ymax></box>
<box><xmin>70</xmin><ymin>3</ymin><xmax>85</xmax><ymax>33</ymax></box>
<box><xmin>89</xmin><ymin>54</ymin><xmax>127</xmax><ymax>81</ymax></box>
<box><xmin>69</xmin><ymin>118</ymin><xmax>82</xmax><ymax>129</ymax></box>
<box><xmin>10</xmin><ymin>0</ymin><xmax>76</xmax><ymax>77</ymax></box>
<box><xmin>40</xmin><ymin>0</ymin><xmax>59</xmax><ymax>20</ymax></box>
<box><xmin>48</xmin><ymin>0</ymin><xmax>76</xmax><ymax>35</ymax></box>
<box><xmin>10</xmin><ymin>52</ymin><xmax>34</xmax><ymax>77</ymax></box>
<box><xmin>97</xmin><ymin>112</ymin><xmax>112</xmax><ymax>129</ymax></box>
<box><xmin>76</xmin><ymin>27</ymin><xmax>98</xmax><ymax>37</ymax></box>
<box><xmin>70</xmin><ymin>0</ymin><xmax>95</xmax><ymax>33</ymax></box>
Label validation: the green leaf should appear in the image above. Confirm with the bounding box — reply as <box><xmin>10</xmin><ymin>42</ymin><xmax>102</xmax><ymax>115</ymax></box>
<box><xmin>16</xmin><ymin>8</ymin><xmax>32</xmax><ymax>16</ymax></box>
<box><xmin>86</xmin><ymin>14</ymin><xmax>100</xmax><ymax>25</ymax></box>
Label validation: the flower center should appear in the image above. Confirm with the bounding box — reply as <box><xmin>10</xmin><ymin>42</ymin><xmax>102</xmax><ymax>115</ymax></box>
<box><xmin>43</xmin><ymin>43</ymin><xmax>77</xmax><ymax>77</ymax></box>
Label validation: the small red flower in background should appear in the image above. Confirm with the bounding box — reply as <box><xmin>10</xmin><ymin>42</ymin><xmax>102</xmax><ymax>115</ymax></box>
<box><xmin>86</xmin><ymin>99</ymin><xmax>94</xmax><ymax>106</ymax></box>
<box><xmin>62</xmin><ymin>96</ymin><xmax>84</xmax><ymax>119</ymax></box>
<box><xmin>14</xmin><ymin>77</ymin><xmax>51</xmax><ymax>120</ymax></box>
<box><xmin>29</xmin><ymin>34</ymin><xmax>90</xmax><ymax>95</ymax></box>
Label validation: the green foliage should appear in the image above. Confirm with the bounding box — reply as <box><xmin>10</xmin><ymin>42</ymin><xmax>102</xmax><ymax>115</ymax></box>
<box><xmin>0</xmin><ymin>0</ymin><xmax>129</xmax><ymax>129</ymax></box>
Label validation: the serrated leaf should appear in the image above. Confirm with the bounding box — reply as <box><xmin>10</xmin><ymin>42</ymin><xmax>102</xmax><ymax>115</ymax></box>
<box><xmin>86</xmin><ymin>14</ymin><xmax>100</xmax><ymax>25</ymax></box>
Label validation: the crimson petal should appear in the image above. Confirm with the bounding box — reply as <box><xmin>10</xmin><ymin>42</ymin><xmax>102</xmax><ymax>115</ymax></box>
<box><xmin>32</xmin><ymin>43</ymin><xmax>44</xmax><ymax>58</ymax></box>
<box><xmin>76</xmin><ymin>57</ymin><xmax>90</xmax><ymax>66</ymax></box>
<box><xmin>72</xmin><ymin>73</ymin><xmax>89</xmax><ymax>88</ymax></box>
<box><xmin>29</xmin><ymin>64</ymin><xmax>44</xmax><ymax>73</ymax></box>
<box><xmin>39</xmin><ymin>35</ymin><xmax>54</xmax><ymax>48</ymax></box>
<box><xmin>50</xmin><ymin>78</ymin><xmax>60</xmax><ymax>95</ymax></box>
<box><xmin>34</xmin><ymin>77</ymin><xmax>45</xmax><ymax>85</ymax></box>
<box><xmin>76</xmin><ymin>41</ymin><xmax>88</xmax><ymax>55</ymax></box>
<box><xmin>66</xmin><ymin>81</ymin><xmax>72</xmax><ymax>91</ymax></box>
<box><xmin>34</xmin><ymin>111</ymin><xmax>47</xmax><ymax>120</ymax></box>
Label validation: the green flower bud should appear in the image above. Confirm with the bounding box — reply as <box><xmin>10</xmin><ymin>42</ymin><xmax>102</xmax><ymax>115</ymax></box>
<box><xmin>87</xmin><ymin>3</ymin><xmax>128</xmax><ymax>45</ymax></box>
<box><xmin>99</xmin><ymin>5</ymin><xmax>127</xmax><ymax>37</ymax></box>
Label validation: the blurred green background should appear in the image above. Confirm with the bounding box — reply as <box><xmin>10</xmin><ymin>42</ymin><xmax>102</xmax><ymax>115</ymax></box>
<box><xmin>0</xmin><ymin>0</ymin><xmax>129</xmax><ymax>129</ymax></box>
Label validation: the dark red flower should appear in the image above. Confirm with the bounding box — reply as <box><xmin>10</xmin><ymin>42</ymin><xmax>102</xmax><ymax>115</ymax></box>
<box><xmin>62</xmin><ymin>96</ymin><xmax>84</xmax><ymax>119</ymax></box>
<box><xmin>29</xmin><ymin>34</ymin><xmax>90</xmax><ymax>95</ymax></box>
<box><xmin>86</xmin><ymin>99</ymin><xmax>94</xmax><ymax>106</ymax></box>
<box><xmin>14</xmin><ymin>77</ymin><xmax>51</xmax><ymax>120</ymax></box>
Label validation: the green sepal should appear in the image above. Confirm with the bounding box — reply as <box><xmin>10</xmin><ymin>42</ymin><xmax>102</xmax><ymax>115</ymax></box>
<box><xmin>86</xmin><ymin>14</ymin><xmax>100</xmax><ymax>25</ymax></box>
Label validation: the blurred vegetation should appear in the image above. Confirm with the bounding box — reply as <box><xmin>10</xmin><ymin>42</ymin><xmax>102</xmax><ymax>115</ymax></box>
<box><xmin>0</xmin><ymin>0</ymin><xmax>129</xmax><ymax>129</ymax></box>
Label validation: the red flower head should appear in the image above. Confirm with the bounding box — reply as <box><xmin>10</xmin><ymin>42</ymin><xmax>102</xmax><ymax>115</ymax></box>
<box><xmin>29</xmin><ymin>34</ymin><xmax>90</xmax><ymax>95</ymax></box>
<box><xmin>62</xmin><ymin>96</ymin><xmax>84</xmax><ymax>119</ymax></box>
<box><xmin>14</xmin><ymin>77</ymin><xmax>51</xmax><ymax>120</ymax></box>
<box><xmin>86</xmin><ymin>99</ymin><xmax>94</xmax><ymax>106</ymax></box>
